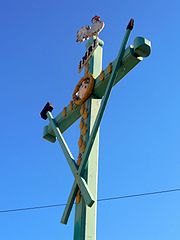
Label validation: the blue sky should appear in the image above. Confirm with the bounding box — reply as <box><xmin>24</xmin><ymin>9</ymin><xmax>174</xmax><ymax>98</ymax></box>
<box><xmin>0</xmin><ymin>0</ymin><xmax>180</xmax><ymax>239</ymax></box>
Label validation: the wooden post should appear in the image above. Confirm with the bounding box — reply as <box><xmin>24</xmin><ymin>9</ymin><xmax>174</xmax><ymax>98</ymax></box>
<box><xmin>74</xmin><ymin>38</ymin><xmax>103</xmax><ymax>240</ymax></box>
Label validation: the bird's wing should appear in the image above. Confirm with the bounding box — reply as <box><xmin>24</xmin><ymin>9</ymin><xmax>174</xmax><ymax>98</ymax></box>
<box><xmin>76</xmin><ymin>26</ymin><xmax>91</xmax><ymax>42</ymax></box>
<box><xmin>91</xmin><ymin>21</ymin><xmax>104</xmax><ymax>35</ymax></box>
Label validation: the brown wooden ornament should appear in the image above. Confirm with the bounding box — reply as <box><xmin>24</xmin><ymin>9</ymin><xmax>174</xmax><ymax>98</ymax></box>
<box><xmin>69</xmin><ymin>100</ymin><xmax>73</xmax><ymax>111</ymax></box>
<box><xmin>62</xmin><ymin>107</ymin><xmax>67</xmax><ymax>117</ymax></box>
<box><xmin>76</xmin><ymin>189</ymin><xmax>81</xmax><ymax>204</ymax></box>
<box><xmin>81</xmin><ymin>124</ymin><xmax>87</xmax><ymax>136</ymax></box>
<box><xmin>77</xmin><ymin>153</ymin><xmax>82</xmax><ymax>166</ymax></box>
<box><xmin>80</xmin><ymin>141</ymin><xmax>86</xmax><ymax>153</ymax></box>
<box><xmin>72</xmin><ymin>73</ymin><xmax>95</xmax><ymax>105</ymax></box>
<box><xmin>78</xmin><ymin>135</ymin><xmax>83</xmax><ymax>148</ymax></box>
<box><xmin>107</xmin><ymin>62</ymin><xmax>113</xmax><ymax>74</ymax></box>
<box><xmin>99</xmin><ymin>71</ymin><xmax>105</xmax><ymax>81</ymax></box>
<box><xmin>83</xmin><ymin>109</ymin><xmax>88</xmax><ymax>120</ymax></box>
<box><xmin>80</xmin><ymin>104</ymin><xmax>85</xmax><ymax>115</ymax></box>
<box><xmin>79</xmin><ymin>118</ymin><xmax>84</xmax><ymax>130</ymax></box>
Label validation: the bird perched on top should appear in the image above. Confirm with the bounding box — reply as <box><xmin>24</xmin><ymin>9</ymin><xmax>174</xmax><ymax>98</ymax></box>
<box><xmin>76</xmin><ymin>16</ymin><xmax>105</xmax><ymax>43</ymax></box>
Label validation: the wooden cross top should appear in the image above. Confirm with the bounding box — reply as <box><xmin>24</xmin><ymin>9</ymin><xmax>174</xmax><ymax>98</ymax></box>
<box><xmin>41</xmin><ymin>18</ymin><xmax>151</xmax><ymax>240</ymax></box>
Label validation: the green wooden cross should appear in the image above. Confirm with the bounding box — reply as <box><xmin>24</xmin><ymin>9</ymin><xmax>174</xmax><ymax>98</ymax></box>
<box><xmin>41</xmin><ymin>19</ymin><xmax>151</xmax><ymax>240</ymax></box>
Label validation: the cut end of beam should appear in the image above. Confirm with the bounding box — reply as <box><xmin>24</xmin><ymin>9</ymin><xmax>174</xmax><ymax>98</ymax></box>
<box><xmin>133</xmin><ymin>36</ymin><xmax>151</xmax><ymax>57</ymax></box>
<box><xmin>40</xmin><ymin>102</ymin><xmax>54</xmax><ymax>120</ymax></box>
<box><xmin>126</xmin><ymin>18</ymin><xmax>134</xmax><ymax>30</ymax></box>
<box><xmin>61</xmin><ymin>217</ymin><xmax>68</xmax><ymax>225</ymax></box>
<box><xmin>43</xmin><ymin>126</ymin><xmax>56</xmax><ymax>143</ymax></box>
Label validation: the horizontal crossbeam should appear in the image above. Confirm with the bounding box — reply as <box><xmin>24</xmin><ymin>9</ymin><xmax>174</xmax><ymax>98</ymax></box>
<box><xmin>42</xmin><ymin>36</ymin><xmax>151</xmax><ymax>143</ymax></box>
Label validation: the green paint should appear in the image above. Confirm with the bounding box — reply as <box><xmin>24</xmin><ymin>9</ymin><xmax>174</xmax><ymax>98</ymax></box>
<box><xmin>42</xmin><ymin>36</ymin><xmax>151</xmax><ymax>143</ymax></box>
<box><xmin>41</xmin><ymin>19</ymin><xmax>151</xmax><ymax>240</ymax></box>
<box><xmin>84</xmin><ymin>98</ymin><xmax>101</xmax><ymax>239</ymax></box>
<box><xmin>73</xmin><ymin>38</ymin><xmax>103</xmax><ymax>240</ymax></box>
<box><xmin>79</xmin><ymin>27</ymin><xmax>132</xmax><ymax>175</ymax></box>
<box><xmin>46</xmin><ymin>112</ymin><xmax>77</xmax><ymax>172</ymax></box>
<box><xmin>62</xmin><ymin>26</ymin><xmax>135</xmax><ymax>229</ymax></box>
<box><xmin>61</xmin><ymin>181</ymin><xmax>78</xmax><ymax>224</ymax></box>
<box><xmin>73</xmin><ymin>98</ymin><xmax>101</xmax><ymax>240</ymax></box>
<box><xmin>46</xmin><ymin>111</ymin><xmax>94</xmax><ymax>208</ymax></box>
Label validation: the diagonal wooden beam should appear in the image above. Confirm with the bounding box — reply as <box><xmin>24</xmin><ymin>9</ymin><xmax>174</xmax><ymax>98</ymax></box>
<box><xmin>47</xmin><ymin>112</ymin><xmax>77</xmax><ymax>173</ymax></box>
<box><xmin>46</xmin><ymin>111</ymin><xmax>94</xmax><ymax>207</ymax></box>
<box><xmin>61</xmin><ymin>181</ymin><xmax>78</xmax><ymax>224</ymax></box>
<box><xmin>42</xmin><ymin>36</ymin><xmax>151</xmax><ymax>143</ymax></box>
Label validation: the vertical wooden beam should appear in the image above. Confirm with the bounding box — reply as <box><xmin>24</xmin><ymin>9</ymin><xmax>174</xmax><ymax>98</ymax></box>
<box><xmin>85</xmin><ymin>98</ymin><xmax>101</xmax><ymax>239</ymax></box>
<box><xmin>74</xmin><ymin>37</ymin><xmax>103</xmax><ymax>240</ymax></box>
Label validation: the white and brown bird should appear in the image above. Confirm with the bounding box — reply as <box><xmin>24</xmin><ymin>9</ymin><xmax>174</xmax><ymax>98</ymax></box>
<box><xmin>76</xmin><ymin>16</ymin><xmax>105</xmax><ymax>43</ymax></box>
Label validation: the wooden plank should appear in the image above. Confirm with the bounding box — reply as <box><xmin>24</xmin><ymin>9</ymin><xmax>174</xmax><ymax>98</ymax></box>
<box><xmin>84</xmin><ymin>98</ymin><xmax>101</xmax><ymax>240</ymax></box>
<box><xmin>73</xmin><ymin>39</ymin><xmax>103</xmax><ymax>240</ymax></box>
